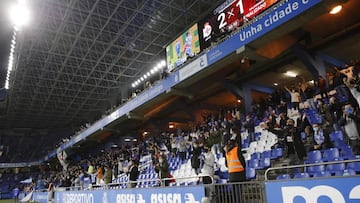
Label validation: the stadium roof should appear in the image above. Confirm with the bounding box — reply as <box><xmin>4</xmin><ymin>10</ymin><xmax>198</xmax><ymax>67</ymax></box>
<box><xmin>0</xmin><ymin>0</ymin><xmax>223</xmax><ymax>129</ymax></box>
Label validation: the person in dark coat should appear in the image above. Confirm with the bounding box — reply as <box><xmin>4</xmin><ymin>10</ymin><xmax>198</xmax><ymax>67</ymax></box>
<box><xmin>268</xmin><ymin>118</ymin><xmax>307</xmax><ymax>165</ymax></box>
<box><xmin>155</xmin><ymin>154</ymin><xmax>170</xmax><ymax>186</ymax></box>
<box><xmin>128</xmin><ymin>160</ymin><xmax>139</xmax><ymax>188</ymax></box>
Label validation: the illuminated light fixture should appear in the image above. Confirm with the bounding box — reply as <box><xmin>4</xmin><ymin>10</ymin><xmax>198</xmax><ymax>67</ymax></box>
<box><xmin>131</xmin><ymin>60</ymin><xmax>167</xmax><ymax>88</ymax></box>
<box><xmin>329</xmin><ymin>5</ymin><xmax>342</xmax><ymax>14</ymax></box>
<box><xmin>274</xmin><ymin>82</ymin><xmax>278</xmax><ymax>86</ymax></box>
<box><xmin>161</xmin><ymin>60</ymin><xmax>166</xmax><ymax>67</ymax></box>
<box><xmin>309</xmin><ymin>80</ymin><xmax>314</xmax><ymax>84</ymax></box>
<box><xmin>237</xmin><ymin>99</ymin><xmax>241</xmax><ymax>103</ymax></box>
<box><xmin>285</xmin><ymin>71</ymin><xmax>297</xmax><ymax>78</ymax></box>
<box><xmin>9</xmin><ymin>0</ymin><xmax>30</xmax><ymax>27</ymax></box>
<box><xmin>124</xmin><ymin>138</ymin><xmax>131</xmax><ymax>142</ymax></box>
<box><xmin>143</xmin><ymin>131</ymin><xmax>148</xmax><ymax>135</ymax></box>
<box><xmin>132</xmin><ymin>139</ymin><xmax>137</xmax><ymax>142</ymax></box>
<box><xmin>169</xmin><ymin>124</ymin><xmax>174</xmax><ymax>129</ymax></box>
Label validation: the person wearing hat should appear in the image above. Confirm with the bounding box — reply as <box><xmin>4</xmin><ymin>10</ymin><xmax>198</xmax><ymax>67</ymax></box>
<box><xmin>225</xmin><ymin>139</ymin><xmax>246</xmax><ymax>182</ymax></box>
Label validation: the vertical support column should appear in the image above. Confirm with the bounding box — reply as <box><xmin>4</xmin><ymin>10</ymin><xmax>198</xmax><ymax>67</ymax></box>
<box><xmin>221</xmin><ymin>80</ymin><xmax>274</xmax><ymax>113</ymax></box>
<box><xmin>292</xmin><ymin>44</ymin><xmax>346</xmax><ymax>82</ymax></box>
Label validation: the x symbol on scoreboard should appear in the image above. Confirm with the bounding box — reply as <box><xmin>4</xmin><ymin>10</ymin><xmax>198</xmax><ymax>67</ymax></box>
<box><xmin>227</xmin><ymin>8</ymin><xmax>235</xmax><ymax>19</ymax></box>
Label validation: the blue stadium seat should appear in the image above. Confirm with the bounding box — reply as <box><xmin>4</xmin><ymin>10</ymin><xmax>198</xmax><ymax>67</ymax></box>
<box><xmin>261</xmin><ymin>150</ymin><xmax>271</xmax><ymax>159</ymax></box>
<box><xmin>306</xmin><ymin>161</ymin><xmax>325</xmax><ymax>174</ymax></box>
<box><xmin>323</xmin><ymin>148</ymin><xmax>340</xmax><ymax>161</ymax></box>
<box><xmin>313</xmin><ymin>171</ymin><xmax>332</xmax><ymax>178</ymax></box>
<box><xmin>340</xmin><ymin>146</ymin><xmax>354</xmax><ymax>160</ymax></box>
<box><xmin>271</xmin><ymin>148</ymin><xmax>283</xmax><ymax>159</ymax></box>
<box><xmin>347</xmin><ymin>161</ymin><xmax>360</xmax><ymax>173</ymax></box>
<box><xmin>293</xmin><ymin>172</ymin><xmax>310</xmax><ymax>179</ymax></box>
<box><xmin>326</xmin><ymin>159</ymin><xmax>345</xmax><ymax>172</ymax></box>
<box><xmin>335</xmin><ymin>169</ymin><xmax>356</xmax><ymax>176</ymax></box>
<box><xmin>330</xmin><ymin>131</ymin><xmax>344</xmax><ymax>142</ymax></box>
<box><xmin>276</xmin><ymin>174</ymin><xmax>291</xmax><ymax>180</ymax></box>
<box><xmin>251</xmin><ymin>152</ymin><xmax>261</xmax><ymax>160</ymax></box>
<box><xmin>259</xmin><ymin>158</ymin><xmax>271</xmax><ymax>169</ymax></box>
<box><xmin>248</xmin><ymin>159</ymin><xmax>260</xmax><ymax>169</ymax></box>
<box><xmin>305</xmin><ymin>150</ymin><xmax>322</xmax><ymax>164</ymax></box>
<box><xmin>246</xmin><ymin>167</ymin><xmax>256</xmax><ymax>180</ymax></box>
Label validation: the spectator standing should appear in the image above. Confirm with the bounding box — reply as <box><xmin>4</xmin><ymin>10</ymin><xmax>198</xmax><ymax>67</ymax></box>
<box><xmin>47</xmin><ymin>183</ymin><xmax>54</xmax><ymax>203</ymax></box>
<box><xmin>128</xmin><ymin>160</ymin><xmax>139</xmax><ymax>188</ymax></box>
<box><xmin>155</xmin><ymin>154</ymin><xmax>169</xmax><ymax>186</ymax></box>
<box><xmin>285</xmin><ymin>86</ymin><xmax>301</xmax><ymax>110</ymax></box>
<box><xmin>225</xmin><ymin>139</ymin><xmax>246</xmax><ymax>202</ymax></box>
<box><xmin>96</xmin><ymin>165</ymin><xmax>103</xmax><ymax>185</ymax></box>
<box><xmin>339</xmin><ymin>104</ymin><xmax>360</xmax><ymax>155</ymax></box>
<box><xmin>317</xmin><ymin>75</ymin><xmax>328</xmax><ymax>99</ymax></box>
<box><xmin>191</xmin><ymin>141</ymin><xmax>202</xmax><ymax>175</ymax></box>
<box><xmin>225</xmin><ymin>139</ymin><xmax>246</xmax><ymax>182</ymax></box>
<box><xmin>103</xmin><ymin>165</ymin><xmax>112</xmax><ymax>184</ymax></box>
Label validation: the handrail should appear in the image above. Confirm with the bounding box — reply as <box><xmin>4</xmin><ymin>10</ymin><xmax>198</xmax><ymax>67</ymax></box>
<box><xmin>264</xmin><ymin>158</ymin><xmax>360</xmax><ymax>181</ymax></box>
<box><xmin>58</xmin><ymin>174</ymin><xmax>213</xmax><ymax>191</ymax></box>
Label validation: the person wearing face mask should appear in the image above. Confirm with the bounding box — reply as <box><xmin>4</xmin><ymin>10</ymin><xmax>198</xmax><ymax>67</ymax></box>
<box><xmin>201</xmin><ymin>143</ymin><xmax>215</xmax><ymax>184</ymax></box>
<box><xmin>155</xmin><ymin>154</ymin><xmax>169</xmax><ymax>186</ymax></box>
<box><xmin>310</xmin><ymin>123</ymin><xmax>333</xmax><ymax>151</ymax></box>
<box><xmin>339</xmin><ymin>103</ymin><xmax>360</xmax><ymax>155</ymax></box>
<box><xmin>267</xmin><ymin>118</ymin><xmax>306</xmax><ymax>165</ymax></box>
<box><xmin>201</xmin><ymin>143</ymin><xmax>215</xmax><ymax>201</ymax></box>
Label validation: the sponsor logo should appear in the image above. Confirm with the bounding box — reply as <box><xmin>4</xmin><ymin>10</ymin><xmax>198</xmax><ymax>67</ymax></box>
<box><xmin>281</xmin><ymin>185</ymin><xmax>360</xmax><ymax>203</ymax></box>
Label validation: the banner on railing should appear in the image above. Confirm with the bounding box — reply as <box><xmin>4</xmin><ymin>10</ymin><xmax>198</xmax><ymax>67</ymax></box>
<box><xmin>265</xmin><ymin>176</ymin><xmax>360</xmax><ymax>203</ymax></box>
<box><xmin>54</xmin><ymin>186</ymin><xmax>205</xmax><ymax>203</ymax></box>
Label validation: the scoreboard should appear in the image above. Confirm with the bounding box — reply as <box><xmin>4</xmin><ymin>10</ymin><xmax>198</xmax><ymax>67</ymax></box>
<box><xmin>198</xmin><ymin>0</ymin><xmax>279</xmax><ymax>49</ymax></box>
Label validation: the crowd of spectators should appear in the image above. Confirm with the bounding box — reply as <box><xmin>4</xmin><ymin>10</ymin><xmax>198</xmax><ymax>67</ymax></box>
<box><xmin>2</xmin><ymin>60</ymin><xmax>360</xmax><ymax>198</ymax></box>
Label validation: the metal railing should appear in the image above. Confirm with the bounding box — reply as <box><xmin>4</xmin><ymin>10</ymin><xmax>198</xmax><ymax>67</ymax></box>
<box><xmin>264</xmin><ymin>158</ymin><xmax>360</xmax><ymax>180</ymax></box>
<box><xmin>212</xmin><ymin>181</ymin><xmax>266</xmax><ymax>203</ymax></box>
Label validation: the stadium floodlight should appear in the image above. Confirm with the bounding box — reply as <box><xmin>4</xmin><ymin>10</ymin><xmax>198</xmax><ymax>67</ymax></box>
<box><xmin>147</xmin><ymin>72</ymin><xmax>150</xmax><ymax>77</ymax></box>
<box><xmin>131</xmin><ymin>83</ymin><xmax>135</xmax><ymax>88</ymax></box>
<box><xmin>150</xmin><ymin>69</ymin><xmax>154</xmax><ymax>74</ymax></box>
<box><xmin>143</xmin><ymin>74</ymin><xmax>147</xmax><ymax>79</ymax></box>
<box><xmin>161</xmin><ymin>60</ymin><xmax>166</xmax><ymax>67</ymax></box>
<box><xmin>140</xmin><ymin>77</ymin><xmax>144</xmax><ymax>81</ymax></box>
<box><xmin>9</xmin><ymin>0</ymin><xmax>30</xmax><ymax>27</ymax></box>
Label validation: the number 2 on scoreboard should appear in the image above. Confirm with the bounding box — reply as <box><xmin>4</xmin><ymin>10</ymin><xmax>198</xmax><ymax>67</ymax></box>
<box><xmin>217</xmin><ymin>0</ymin><xmax>244</xmax><ymax>30</ymax></box>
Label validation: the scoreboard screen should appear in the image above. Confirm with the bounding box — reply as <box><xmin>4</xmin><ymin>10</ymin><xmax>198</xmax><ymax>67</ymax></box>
<box><xmin>166</xmin><ymin>24</ymin><xmax>201</xmax><ymax>72</ymax></box>
<box><xmin>198</xmin><ymin>0</ymin><xmax>279</xmax><ymax>49</ymax></box>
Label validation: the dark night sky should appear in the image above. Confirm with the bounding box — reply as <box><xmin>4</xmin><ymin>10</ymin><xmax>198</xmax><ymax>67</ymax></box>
<box><xmin>0</xmin><ymin>0</ymin><xmax>14</xmax><ymax>88</ymax></box>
